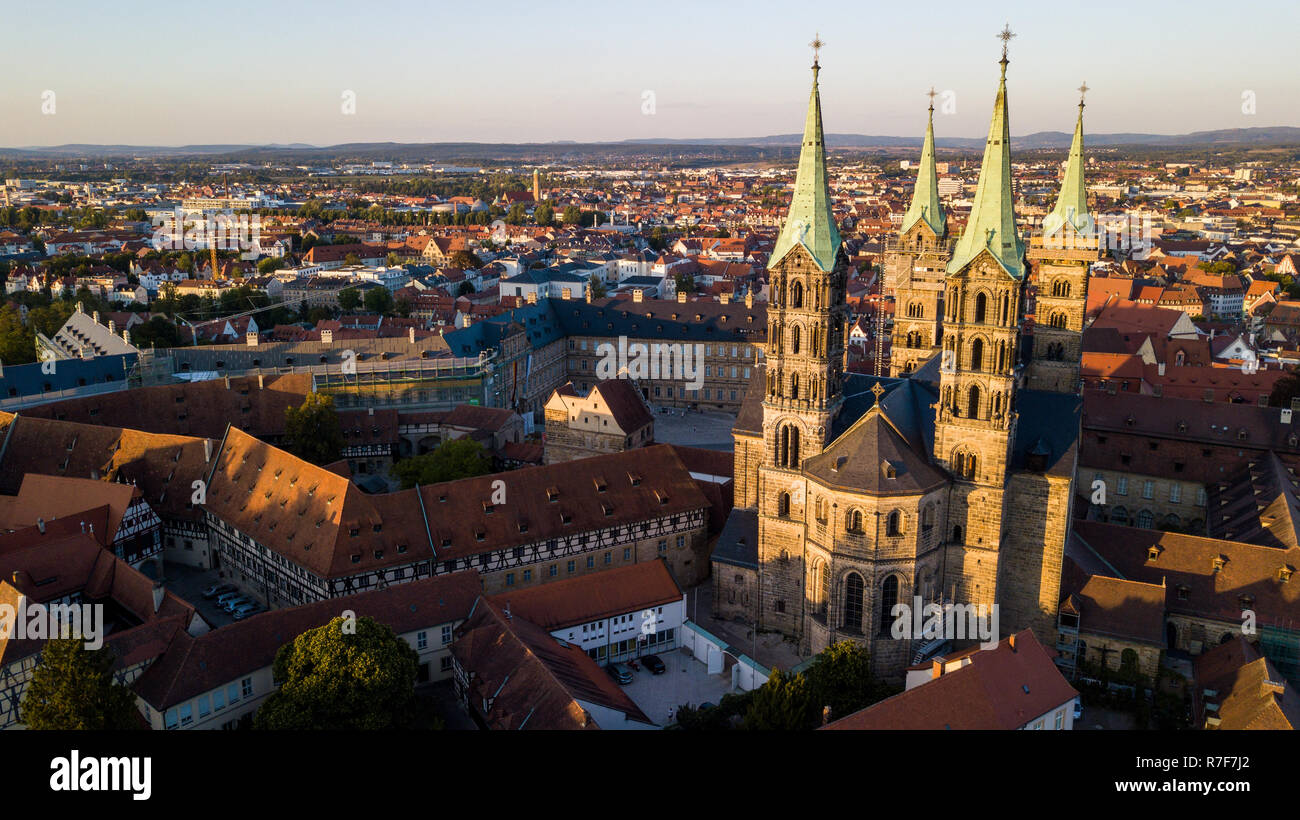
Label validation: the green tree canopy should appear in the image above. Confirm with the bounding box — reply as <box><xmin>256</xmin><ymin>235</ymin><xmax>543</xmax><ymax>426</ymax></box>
<box><xmin>284</xmin><ymin>392</ymin><xmax>344</xmax><ymax>465</ymax></box>
<box><xmin>802</xmin><ymin>640</ymin><xmax>895</xmax><ymax>723</ymax></box>
<box><xmin>253</xmin><ymin>616</ymin><xmax>436</xmax><ymax>729</ymax></box>
<box><xmin>21</xmin><ymin>637</ymin><xmax>140</xmax><ymax>729</ymax></box>
<box><xmin>742</xmin><ymin>668</ymin><xmax>815</xmax><ymax>730</ymax></box>
<box><xmin>450</xmin><ymin>250</ymin><xmax>483</xmax><ymax>270</ymax></box>
<box><xmin>393</xmin><ymin>437</ymin><xmax>492</xmax><ymax>488</ymax></box>
<box><xmin>363</xmin><ymin>286</ymin><xmax>395</xmax><ymax>315</ymax></box>
<box><xmin>534</xmin><ymin>202</ymin><xmax>553</xmax><ymax>227</ymax></box>
<box><xmin>587</xmin><ymin>274</ymin><xmax>607</xmax><ymax>299</ymax></box>
<box><xmin>338</xmin><ymin>287</ymin><xmax>362</xmax><ymax>312</ymax></box>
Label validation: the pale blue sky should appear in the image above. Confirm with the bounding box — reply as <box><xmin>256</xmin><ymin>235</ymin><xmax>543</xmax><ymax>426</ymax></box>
<box><xmin>2</xmin><ymin>0</ymin><xmax>1296</xmax><ymax>147</ymax></box>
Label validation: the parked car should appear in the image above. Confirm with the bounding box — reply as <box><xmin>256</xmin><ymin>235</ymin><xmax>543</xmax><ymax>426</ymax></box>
<box><xmin>203</xmin><ymin>583</ymin><xmax>236</xmax><ymax>599</ymax></box>
<box><xmin>1073</xmin><ymin>698</ymin><xmax>1083</xmax><ymax>720</ymax></box>
<box><xmin>221</xmin><ymin>596</ymin><xmax>252</xmax><ymax>612</ymax></box>
<box><xmin>605</xmin><ymin>663</ymin><xmax>633</xmax><ymax>684</ymax></box>
<box><xmin>231</xmin><ymin>602</ymin><xmax>262</xmax><ymax>620</ymax></box>
<box><xmin>215</xmin><ymin>591</ymin><xmax>244</xmax><ymax>605</ymax></box>
<box><xmin>641</xmin><ymin>654</ymin><xmax>666</xmax><ymax>675</ymax></box>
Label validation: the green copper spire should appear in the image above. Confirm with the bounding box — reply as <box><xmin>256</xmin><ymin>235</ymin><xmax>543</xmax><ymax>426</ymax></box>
<box><xmin>1043</xmin><ymin>84</ymin><xmax>1093</xmax><ymax>239</ymax></box>
<box><xmin>947</xmin><ymin>27</ymin><xmax>1024</xmax><ymax>279</ymax></box>
<box><xmin>900</xmin><ymin>92</ymin><xmax>945</xmax><ymax>237</ymax></box>
<box><xmin>769</xmin><ymin>38</ymin><xmax>842</xmax><ymax>273</ymax></box>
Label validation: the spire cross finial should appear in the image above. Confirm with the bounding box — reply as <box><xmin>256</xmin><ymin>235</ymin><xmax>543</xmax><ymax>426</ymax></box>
<box><xmin>871</xmin><ymin>381</ymin><xmax>885</xmax><ymax>401</ymax></box>
<box><xmin>926</xmin><ymin>86</ymin><xmax>937</xmax><ymax>113</ymax></box>
<box><xmin>998</xmin><ymin>24</ymin><xmax>1015</xmax><ymax>62</ymax></box>
<box><xmin>809</xmin><ymin>33</ymin><xmax>824</xmax><ymax>67</ymax></box>
<box><xmin>1078</xmin><ymin>81</ymin><xmax>1089</xmax><ymax>108</ymax></box>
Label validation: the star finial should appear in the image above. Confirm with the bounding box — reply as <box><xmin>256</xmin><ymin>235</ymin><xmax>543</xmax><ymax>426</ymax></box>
<box><xmin>1078</xmin><ymin>81</ymin><xmax>1089</xmax><ymax>108</ymax></box>
<box><xmin>810</xmin><ymin>33</ymin><xmax>824</xmax><ymax>67</ymax></box>
<box><xmin>998</xmin><ymin>23</ymin><xmax>1015</xmax><ymax>61</ymax></box>
<box><xmin>926</xmin><ymin>86</ymin><xmax>937</xmax><ymax>113</ymax></box>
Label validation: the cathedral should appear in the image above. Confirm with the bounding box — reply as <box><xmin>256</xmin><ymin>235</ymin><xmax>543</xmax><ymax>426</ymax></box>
<box><xmin>719</xmin><ymin>33</ymin><xmax>1100</xmax><ymax>681</ymax></box>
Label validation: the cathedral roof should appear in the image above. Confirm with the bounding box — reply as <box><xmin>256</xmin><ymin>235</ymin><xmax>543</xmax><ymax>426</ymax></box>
<box><xmin>947</xmin><ymin>51</ymin><xmax>1024</xmax><ymax>280</ymax></box>
<box><xmin>808</xmin><ymin>386</ymin><xmax>946</xmax><ymax>496</ymax></box>
<box><xmin>767</xmin><ymin>59</ymin><xmax>842</xmax><ymax>274</ymax></box>
<box><xmin>900</xmin><ymin>104</ymin><xmax>946</xmax><ymax>238</ymax></box>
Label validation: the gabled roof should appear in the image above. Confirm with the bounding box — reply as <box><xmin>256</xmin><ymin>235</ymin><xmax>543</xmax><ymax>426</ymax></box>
<box><xmin>823</xmin><ymin>631</ymin><xmax>1076</xmax><ymax>730</ymax></box>
<box><xmin>1194</xmin><ymin>636</ymin><xmax>1300</xmax><ymax>730</ymax></box>
<box><xmin>805</xmin><ymin>400</ymin><xmax>946</xmax><ymax>497</ymax></box>
<box><xmin>489</xmin><ymin>559</ymin><xmax>681</xmax><ymax>631</ymax></box>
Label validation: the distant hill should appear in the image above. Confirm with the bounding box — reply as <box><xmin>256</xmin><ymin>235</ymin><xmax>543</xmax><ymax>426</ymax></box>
<box><xmin>624</xmin><ymin>126</ymin><xmax>1300</xmax><ymax>149</ymax></box>
<box><xmin>2</xmin><ymin>126</ymin><xmax>1298</xmax><ymax>163</ymax></box>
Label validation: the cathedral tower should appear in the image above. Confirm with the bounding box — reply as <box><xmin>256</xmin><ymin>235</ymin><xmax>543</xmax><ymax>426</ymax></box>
<box><xmin>933</xmin><ymin>30</ymin><xmax>1026</xmax><ymax>609</ymax></box>
<box><xmin>1027</xmin><ymin>86</ymin><xmax>1098</xmax><ymax>393</ymax></box>
<box><xmin>887</xmin><ymin>93</ymin><xmax>952</xmax><ymax>377</ymax></box>
<box><xmin>756</xmin><ymin>39</ymin><xmax>851</xmax><ymax>635</ymax></box>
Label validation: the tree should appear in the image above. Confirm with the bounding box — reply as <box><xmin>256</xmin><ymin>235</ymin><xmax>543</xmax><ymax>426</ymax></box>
<box><xmin>131</xmin><ymin>315</ymin><xmax>182</xmax><ymax>350</ymax></box>
<box><xmin>253</xmin><ymin>616</ymin><xmax>437</xmax><ymax>729</ymax></box>
<box><xmin>284</xmin><ymin>393</ymin><xmax>344</xmax><ymax>465</ymax></box>
<box><xmin>0</xmin><ymin>303</ymin><xmax>35</xmax><ymax>365</ymax></box>
<box><xmin>801</xmin><ymin>641</ymin><xmax>895</xmax><ymax>723</ymax></box>
<box><xmin>457</xmin><ymin>281</ymin><xmax>475</xmax><ymax>297</ymax></box>
<box><xmin>393</xmin><ymin>437</ymin><xmax>492</xmax><ymax>488</ymax></box>
<box><xmin>534</xmin><ymin>202</ymin><xmax>553</xmax><ymax>227</ymax></box>
<box><xmin>742</xmin><ymin>668</ymin><xmax>815</xmax><ymax>730</ymax></box>
<box><xmin>338</xmin><ymin>287</ymin><xmax>362</xmax><ymax>312</ymax></box>
<box><xmin>587</xmin><ymin>274</ymin><xmax>607</xmax><ymax>299</ymax></box>
<box><xmin>450</xmin><ymin>250</ymin><xmax>482</xmax><ymax>270</ymax></box>
<box><xmin>562</xmin><ymin>205</ymin><xmax>582</xmax><ymax>225</ymax></box>
<box><xmin>363</xmin><ymin>286</ymin><xmax>395</xmax><ymax>315</ymax></box>
<box><xmin>395</xmin><ymin>296</ymin><xmax>413</xmax><ymax>318</ymax></box>
<box><xmin>1269</xmin><ymin>373</ymin><xmax>1300</xmax><ymax>407</ymax></box>
<box><xmin>344</xmin><ymin>253</ymin><xmax>361</xmax><ymax>267</ymax></box>
<box><xmin>257</xmin><ymin>257</ymin><xmax>285</xmax><ymax>275</ymax></box>
<box><xmin>21</xmin><ymin>637</ymin><xmax>140</xmax><ymax>730</ymax></box>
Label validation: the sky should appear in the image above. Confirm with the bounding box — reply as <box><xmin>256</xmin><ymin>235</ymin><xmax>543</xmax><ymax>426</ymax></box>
<box><xmin>1</xmin><ymin>0</ymin><xmax>1297</xmax><ymax>147</ymax></box>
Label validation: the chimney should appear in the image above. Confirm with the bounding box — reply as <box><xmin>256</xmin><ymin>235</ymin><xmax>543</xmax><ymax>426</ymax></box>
<box><xmin>246</xmin><ymin>331</ymin><xmax>258</xmax><ymax>346</ymax></box>
<box><xmin>931</xmin><ymin>660</ymin><xmax>943</xmax><ymax>679</ymax></box>
<box><xmin>821</xmin><ymin>705</ymin><xmax>832</xmax><ymax>726</ymax></box>
<box><xmin>204</xmin><ymin>439</ymin><xmax>213</xmax><ymax>462</ymax></box>
<box><xmin>224</xmin><ymin>375</ymin><xmax>231</xmax><ymax>389</ymax></box>
<box><xmin>321</xmin><ymin>328</ymin><xmax>333</xmax><ymax>345</ymax></box>
<box><xmin>677</xmin><ymin>290</ymin><xmax>687</xmax><ymax>303</ymax></box>
<box><xmin>92</xmin><ymin>310</ymin><xmax>100</xmax><ymax>324</ymax></box>
<box><xmin>1283</xmin><ymin>408</ymin><xmax>1293</xmax><ymax>425</ymax></box>
<box><xmin>108</xmin><ymin>319</ymin><xmax>116</xmax><ymax>334</ymax></box>
<box><xmin>36</xmin><ymin>518</ymin><xmax>45</xmax><ymax>534</ymax></box>
<box><xmin>632</xmin><ymin>289</ymin><xmax>643</xmax><ymax>303</ymax></box>
<box><xmin>76</xmin><ymin>301</ymin><xmax>84</xmax><ymax>314</ymax></box>
<box><xmin>122</xmin><ymin>329</ymin><xmax>130</xmax><ymax>343</ymax></box>
<box><xmin>407</xmin><ymin>325</ymin><xmax>416</xmax><ymax>344</ymax></box>
<box><xmin>258</xmin><ymin>374</ymin><xmax>265</xmax><ymax>389</ymax></box>
<box><xmin>152</xmin><ymin>581</ymin><xmax>164</xmax><ymax>614</ymax></box>
<box><xmin>585</xmin><ymin>288</ymin><xmax>593</xmax><ymax>304</ymax></box>
<box><xmin>745</xmin><ymin>290</ymin><xmax>753</xmax><ymax>308</ymax></box>
<box><xmin>1008</xmin><ymin>632</ymin><xmax>1017</xmax><ymax>651</ymax></box>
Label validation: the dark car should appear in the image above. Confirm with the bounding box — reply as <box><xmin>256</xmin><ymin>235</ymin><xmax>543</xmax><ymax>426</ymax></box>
<box><xmin>641</xmin><ymin>654</ymin><xmax>666</xmax><ymax>675</ymax></box>
<box><xmin>605</xmin><ymin>663</ymin><xmax>633</xmax><ymax>684</ymax></box>
<box><xmin>203</xmin><ymin>583</ymin><xmax>236</xmax><ymax>599</ymax></box>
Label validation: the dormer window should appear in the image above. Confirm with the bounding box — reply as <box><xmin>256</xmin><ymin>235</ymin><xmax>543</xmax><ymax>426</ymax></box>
<box><xmin>602</xmin><ymin>503</ymin><xmax>614</xmax><ymax>517</ymax></box>
<box><xmin>882</xmin><ymin>461</ymin><xmax>897</xmax><ymax>479</ymax></box>
<box><xmin>594</xmin><ymin>478</ymin><xmax>608</xmax><ymax>493</ymax></box>
<box><xmin>484</xmin><ymin>503</ymin><xmax>495</xmax><ymax>514</ymax></box>
<box><xmin>1213</xmin><ymin>555</ymin><xmax>1228</xmax><ymax>573</ymax></box>
<box><xmin>1147</xmin><ymin>546</ymin><xmax>1161</xmax><ymax>561</ymax></box>
<box><xmin>1280</xmin><ymin>566</ymin><xmax>1294</xmax><ymax>582</ymax></box>
<box><xmin>547</xmin><ymin>487</ymin><xmax>559</xmax><ymax>502</ymax></box>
